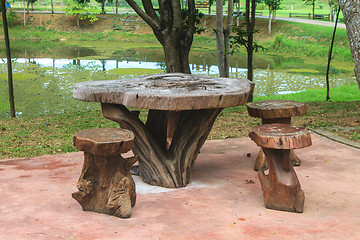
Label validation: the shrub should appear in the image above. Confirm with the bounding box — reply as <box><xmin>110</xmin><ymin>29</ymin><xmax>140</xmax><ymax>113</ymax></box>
<box><xmin>64</xmin><ymin>0</ymin><xmax>101</xmax><ymax>26</ymax></box>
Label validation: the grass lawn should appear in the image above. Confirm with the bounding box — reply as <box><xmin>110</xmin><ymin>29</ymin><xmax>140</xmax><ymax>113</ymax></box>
<box><xmin>1</xmin><ymin>88</ymin><xmax>359</xmax><ymax>159</ymax></box>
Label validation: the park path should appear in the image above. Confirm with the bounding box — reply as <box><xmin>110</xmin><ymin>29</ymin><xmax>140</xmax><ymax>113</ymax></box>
<box><xmin>16</xmin><ymin>10</ymin><xmax>346</xmax><ymax>29</ymax></box>
<box><xmin>256</xmin><ymin>15</ymin><xmax>346</xmax><ymax>29</ymax></box>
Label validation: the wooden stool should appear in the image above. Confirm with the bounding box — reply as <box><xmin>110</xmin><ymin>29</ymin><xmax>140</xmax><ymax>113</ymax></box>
<box><xmin>247</xmin><ymin>100</ymin><xmax>307</xmax><ymax>171</ymax></box>
<box><xmin>73</xmin><ymin>128</ymin><xmax>137</xmax><ymax>218</ymax></box>
<box><xmin>249</xmin><ymin>123</ymin><xmax>312</xmax><ymax>213</ymax></box>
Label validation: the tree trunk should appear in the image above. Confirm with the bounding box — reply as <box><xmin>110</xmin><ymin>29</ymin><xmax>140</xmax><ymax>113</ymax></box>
<box><xmin>102</xmin><ymin>103</ymin><xmax>223</xmax><ymax>188</ymax></box>
<box><xmin>312</xmin><ymin>0</ymin><xmax>315</xmax><ymax>20</ymax></box>
<box><xmin>268</xmin><ymin>7</ymin><xmax>272</xmax><ymax>34</ymax></box>
<box><xmin>273</xmin><ymin>9</ymin><xmax>276</xmax><ymax>23</ymax></box>
<box><xmin>339</xmin><ymin>0</ymin><xmax>360</xmax><ymax>90</ymax></box>
<box><xmin>326</xmin><ymin>8</ymin><xmax>340</xmax><ymax>101</ymax></box>
<box><xmin>163</xmin><ymin>36</ymin><xmax>191</xmax><ymax>73</ymax></box>
<box><xmin>51</xmin><ymin>0</ymin><xmax>54</xmax><ymax>13</ymax></box>
<box><xmin>224</xmin><ymin>0</ymin><xmax>234</xmax><ymax>77</ymax></box>
<box><xmin>125</xmin><ymin>0</ymin><xmax>195</xmax><ymax>74</ymax></box>
<box><xmin>237</xmin><ymin>0</ymin><xmax>240</xmax><ymax>26</ymax></box>
<box><xmin>215</xmin><ymin>0</ymin><xmax>233</xmax><ymax>77</ymax></box>
<box><xmin>245</xmin><ymin>0</ymin><xmax>256</xmax><ymax>102</ymax></box>
<box><xmin>329</xmin><ymin>3</ymin><xmax>333</xmax><ymax>21</ymax></box>
<box><xmin>215</xmin><ymin>0</ymin><xmax>225</xmax><ymax>77</ymax></box>
<box><xmin>116</xmin><ymin>0</ymin><xmax>118</xmax><ymax>15</ymax></box>
<box><xmin>102</xmin><ymin>0</ymin><xmax>105</xmax><ymax>14</ymax></box>
<box><xmin>26</xmin><ymin>0</ymin><xmax>30</xmax><ymax>13</ymax></box>
<box><xmin>1</xmin><ymin>1</ymin><xmax>16</xmax><ymax>118</ymax></box>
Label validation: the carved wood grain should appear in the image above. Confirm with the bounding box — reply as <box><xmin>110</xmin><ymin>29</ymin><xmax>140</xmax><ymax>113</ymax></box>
<box><xmin>101</xmin><ymin>103</ymin><xmax>223</xmax><ymax>188</ymax></box>
<box><xmin>259</xmin><ymin>148</ymin><xmax>305</xmax><ymax>213</ymax></box>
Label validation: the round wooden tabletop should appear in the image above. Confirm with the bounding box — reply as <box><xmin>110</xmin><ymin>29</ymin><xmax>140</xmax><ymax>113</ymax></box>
<box><xmin>73</xmin><ymin>73</ymin><xmax>254</xmax><ymax>111</ymax></box>
<box><xmin>247</xmin><ymin>100</ymin><xmax>306</xmax><ymax>119</ymax></box>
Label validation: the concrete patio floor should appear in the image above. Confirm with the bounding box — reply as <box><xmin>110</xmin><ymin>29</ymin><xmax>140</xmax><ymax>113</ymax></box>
<box><xmin>1</xmin><ymin>133</ymin><xmax>360</xmax><ymax>240</ymax></box>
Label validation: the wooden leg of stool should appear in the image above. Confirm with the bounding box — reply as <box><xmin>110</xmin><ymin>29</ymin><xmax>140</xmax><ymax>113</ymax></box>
<box><xmin>290</xmin><ymin>150</ymin><xmax>301</xmax><ymax>166</ymax></box>
<box><xmin>254</xmin><ymin>148</ymin><xmax>266</xmax><ymax>171</ymax></box>
<box><xmin>258</xmin><ymin>148</ymin><xmax>305</xmax><ymax>213</ymax></box>
<box><xmin>255</xmin><ymin>149</ymin><xmax>301</xmax><ymax>171</ymax></box>
<box><xmin>72</xmin><ymin>152</ymin><xmax>137</xmax><ymax>218</ymax></box>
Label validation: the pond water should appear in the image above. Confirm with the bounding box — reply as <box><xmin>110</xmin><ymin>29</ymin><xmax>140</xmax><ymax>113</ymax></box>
<box><xmin>0</xmin><ymin>41</ymin><xmax>356</xmax><ymax>119</ymax></box>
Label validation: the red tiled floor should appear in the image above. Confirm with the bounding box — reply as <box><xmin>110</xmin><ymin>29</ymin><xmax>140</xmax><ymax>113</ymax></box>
<box><xmin>1</xmin><ymin>133</ymin><xmax>360</xmax><ymax>239</ymax></box>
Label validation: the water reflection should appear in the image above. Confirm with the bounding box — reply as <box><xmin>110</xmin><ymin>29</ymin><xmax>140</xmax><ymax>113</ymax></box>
<box><xmin>0</xmin><ymin>45</ymin><xmax>356</xmax><ymax>119</ymax></box>
<box><xmin>3</xmin><ymin>57</ymin><xmax>250</xmax><ymax>76</ymax></box>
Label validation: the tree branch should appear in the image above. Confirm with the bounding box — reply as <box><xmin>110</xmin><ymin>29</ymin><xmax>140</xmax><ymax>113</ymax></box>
<box><xmin>125</xmin><ymin>0</ymin><xmax>161</xmax><ymax>32</ymax></box>
<box><xmin>142</xmin><ymin>0</ymin><xmax>159</xmax><ymax>22</ymax></box>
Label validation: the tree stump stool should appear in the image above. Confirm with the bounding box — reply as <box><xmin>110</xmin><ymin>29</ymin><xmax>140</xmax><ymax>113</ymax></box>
<box><xmin>249</xmin><ymin>123</ymin><xmax>312</xmax><ymax>213</ymax></box>
<box><xmin>73</xmin><ymin>128</ymin><xmax>137</xmax><ymax>218</ymax></box>
<box><xmin>247</xmin><ymin>100</ymin><xmax>307</xmax><ymax>171</ymax></box>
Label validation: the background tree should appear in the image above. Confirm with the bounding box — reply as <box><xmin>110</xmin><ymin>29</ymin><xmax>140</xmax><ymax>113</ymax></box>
<box><xmin>303</xmin><ymin>0</ymin><xmax>316</xmax><ymax>20</ymax></box>
<box><xmin>328</xmin><ymin>0</ymin><xmax>338</xmax><ymax>21</ymax></box>
<box><xmin>214</xmin><ymin>0</ymin><xmax>234</xmax><ymax>77</ymax></box>
<box><xmin>231</xmin><ymin>0</ymin><xmax>264</xmax><ymax>102</ymax></box>
<box><xmin>115</xmin><ymin>0</ymin><xmax>118</xmax><ymax>14</ymax></box>
<box><xmin>1</xmin><ymin>0</ymin><xmax>16</xmax><ymax>118</ymax></box>
<box><xmin>208</xmin><ymin>0</ymin><xmax>214</xmax><ymax>16</ymax></box>
<box><xmin>26</xmin><ymin>0</ymin><xmax>38</xmax><ymax>12</ymax></box>
<box><xmin>95</xmin><ymin>0</ymin><xmax>112</xmax><ymax>14</ymax></box>
<box><xmin>338</xmin><ymin>0</ymin><xmax>360</xmax><ymax>90</ymax></box>
<box><xmin>125</xmin><ymin>0</ymin><xmax>199</xmax><ymax>73</ymax></box>
<box><xmin>326</xmin><ymin>7</ymin><xmax>340</xmax><ymax>101</ymax></box>
<box><xmin>65</xmin><ymin>0</ymin><xmax>101</xmax><ymax>26</ymax></box>
<box><xmin>264</xmin><ymin>0</ymin><xmax>282</xmax><ymax>34</ymax></box>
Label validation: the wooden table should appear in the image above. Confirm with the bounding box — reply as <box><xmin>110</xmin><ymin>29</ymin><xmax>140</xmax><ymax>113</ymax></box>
<box><xmin>73</xmin><ymin>73</ymin><xmax>254</xmax><ymax>188</ymax></box>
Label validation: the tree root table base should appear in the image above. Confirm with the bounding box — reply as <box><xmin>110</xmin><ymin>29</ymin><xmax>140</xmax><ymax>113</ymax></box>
<box><xmin>102</xmin><ymin>103</ymin><xmax>222</xmax><ymax>188</ymax></box>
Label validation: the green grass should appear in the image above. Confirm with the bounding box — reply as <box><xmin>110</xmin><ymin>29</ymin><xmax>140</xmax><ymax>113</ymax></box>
<box><xmin>7</xmin><ymin>0</ymin><xmax>340</xmax><ymax>21</ymax></box>
<box><xmin>2</xmin><ymin>97</ymin><xmax>359</xmax><ymax>159</ymax></box>
<box><xmin>255</xmin><ymin>84</ymin><xmax>360</xmax><ymax>102</ymax></box>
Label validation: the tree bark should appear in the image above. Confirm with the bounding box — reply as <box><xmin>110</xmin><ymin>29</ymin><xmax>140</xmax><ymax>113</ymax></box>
<box><xmin>245</xmin><ymin>0</ymin><xmax>256</xmax><ymax>102</ymax></box>
<box><xmin>26</xmin><ymin>0</ymin><xmax>30</xmax><ymax>13</ymax></box>
<box><xmin>273</xmin><ymin>9</ymin><xmax>276</xmax><ymax>23</ymax></box>
<box><xmin>268</xmin><ymin>7</ymin><xmax>272</xmax><ymax>34</ymax></box>
<box><xmin>329</xmin><ymin>2</ymin><xmax>333</xmax><ymax>21</ymax></box>
<box><xmin>101</xmin><ymin>103</ymin><xmax>223</xmax><ymax>188</ymax></box>
<box><xmin>224</xmin><ymin>0</ymin><xmax>234</xmax><ymax>77</ymax></box>
<box><xmin>215</xmin><ymin>0</ymin><xmax>225</xmax><ymax>77</ymax></box>
<box><xmin>125</xmin><ymin>0</ymin><xmax>195</xmax><ymax>73</ymax></box>
<box><xmin>116</xmin><ymin>0</ymin><xmax>118</xmax><ymax>15</ymax></box>
<box><xmin>312</xmin><ymin>0</ymin><xmax>315</xmax><ymax>20</ymax></box>
<box><xmin>339</xmin><ymin>0</ymin><xmax>360</xmax><ymax>90</ymax></box>
<box><xmin>1</xmin><ymin>1</ymin><xmax>16</xmax><ymax>118</ymax></box>
<box><xmin>326</xmin><ymin>8</ymin><xmax>340</xmax><ymax>101</ymax></box>
<box><xmin>215</xmin><ymin>0</ymin><xmax>233</xmax><ymax>77</ymax></box>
